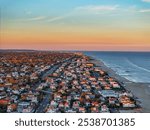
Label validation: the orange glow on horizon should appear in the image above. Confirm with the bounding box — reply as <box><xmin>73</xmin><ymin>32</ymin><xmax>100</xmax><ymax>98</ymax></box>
<box><xmin>1</xmin><ymin>29</ymin><xmax>150</xmax><ymax>51</ymax></box>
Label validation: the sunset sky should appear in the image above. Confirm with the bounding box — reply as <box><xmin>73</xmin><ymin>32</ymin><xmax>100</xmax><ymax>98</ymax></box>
<box><xmin>0</xmin><ymin>0</ymin><xmax>150</xmax><ymax>51</ymax></box>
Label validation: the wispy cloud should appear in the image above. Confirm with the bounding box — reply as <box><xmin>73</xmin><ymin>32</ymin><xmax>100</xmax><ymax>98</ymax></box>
<box><xmin>142</xmin><ymin>0</ymin><xmax>150</xmax><ymax>2</ymax></box>
<box><xmin>13</xmin><ymin>15</ymin><xmax>70</xmax><ymax>23</ymax></box>
<box><xmin>47</xmin><ymin>15</ymin><xmax>69</xmax><ymax>22</ymax></box>
<box><xmin>139</xmin><ymin>9</ymin><xmax>150</xmax><ymax>12</ymax></box>
<box><xmin>24</xmin><ymin>16</ymin><xmax>46</xmax><ymax>21</ymax></box>
<box><xmin>75</xmin><ymin>5</ymin><xmax>119</xmax><ymax>13</ymax></box>
<box><xmin>15</xmin><ymin>16</ymin><xmax>47</xmax><ymax>22</ymax></box>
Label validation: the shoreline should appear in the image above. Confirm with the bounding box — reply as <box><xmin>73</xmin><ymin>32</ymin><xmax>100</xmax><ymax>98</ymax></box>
<box><xmin>89</xmin><ymin>57</ymin><xmax>150</xmax><ymax>113</ymax></box>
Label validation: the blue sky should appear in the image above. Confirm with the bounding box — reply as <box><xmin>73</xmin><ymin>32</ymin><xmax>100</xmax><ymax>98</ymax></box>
<box><xmin>1</xmin><ymin>0</ymin><xmax>150</xmax><ymax>19</ymax></box>
<box><xmin>1</xmin><ymin>0</ymin><xmax>149</xmax><ymax>29</ymax></box>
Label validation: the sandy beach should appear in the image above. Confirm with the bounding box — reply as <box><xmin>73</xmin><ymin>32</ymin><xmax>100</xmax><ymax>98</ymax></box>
<box><xmin>90</xmin><ymin>58</ymin><xmax>150</xmax><ymax>113</ymax></box>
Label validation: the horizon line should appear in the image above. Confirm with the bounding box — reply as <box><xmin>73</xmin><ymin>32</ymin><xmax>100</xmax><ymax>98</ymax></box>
<box><xmin>0</xmin><ymin>49</ymin><xmax>150</xmax><ymax>53</ymax></box>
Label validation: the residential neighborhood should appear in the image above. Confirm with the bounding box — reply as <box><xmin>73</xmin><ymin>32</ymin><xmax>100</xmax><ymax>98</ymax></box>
<box><xmin>0</xmin><ymin>51</ymin><xmax>141</xmax><ymax>113</ymax></box>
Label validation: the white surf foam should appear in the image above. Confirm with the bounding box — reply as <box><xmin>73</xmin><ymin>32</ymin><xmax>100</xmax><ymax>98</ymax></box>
<box><xmin>125</xmin><ymin>58</ymin><xmax>150</xmax><ymax>73</ymax></box>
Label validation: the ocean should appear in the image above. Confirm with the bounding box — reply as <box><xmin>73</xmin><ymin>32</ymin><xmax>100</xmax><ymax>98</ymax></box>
<box><xmin>84</xmin><ymin>51</ymin><xmax>150</xmax><ymax>83</ymax></box>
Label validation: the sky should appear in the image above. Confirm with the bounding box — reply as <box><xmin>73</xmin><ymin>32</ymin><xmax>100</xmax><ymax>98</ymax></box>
<box><xmin>0</xmin><ymin>0</ymin><xmax>150</xmax><ymax>51</ymax></box>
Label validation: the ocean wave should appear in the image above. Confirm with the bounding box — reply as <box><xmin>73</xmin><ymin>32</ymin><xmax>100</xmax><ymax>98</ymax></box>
<box><xmin>124</xmin><ymin>76</ymin><xmax>150</xmax><ymax>83</ymax></box>
<box><xmin>85</xmin><ymin>52</ymin><xmax>150</xmax><ymax>83</ymax></box>
<box><xmin>125</xmin><ymin>58</ymin><xmax>150</xmax><ymax>73</ymax></box>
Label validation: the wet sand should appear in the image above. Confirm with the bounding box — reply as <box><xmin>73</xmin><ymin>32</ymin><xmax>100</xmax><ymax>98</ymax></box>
<box><xmin>90</xmin><ymin>58</ymin><xmax>150</xmax><ymax>113</ymax></box>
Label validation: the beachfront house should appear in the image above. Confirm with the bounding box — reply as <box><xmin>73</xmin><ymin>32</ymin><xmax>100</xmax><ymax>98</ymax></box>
<box><xmin>99</xmin><ymin>90</ymin><xmax>118</xmax><ymax>98</ymax></box>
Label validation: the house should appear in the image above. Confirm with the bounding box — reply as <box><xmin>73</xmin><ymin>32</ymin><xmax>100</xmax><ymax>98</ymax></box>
<box><xmin>46</xmin><ymin>109</ymin><xmax>56</xmax><ymax>113</ymax></box>
<box><xmin>54</xmin><ymin>93</ymin><xmax>62</xmax><ymax>101</ymax></box>
<box><xmin>99</xmin><ymin>90</ymin><xmax>118</xmax><ymax>98</ymax></box>
<box><xmin>101</xmin><ymin>105</ymin><xmax>109</xmax><ymax>113</ymax></box>
<box><xmin>0</xmin><ymin>78</ymin><xmax>4</xmax><ymax>83</ymax></box>
<box><xmin>119</xmin><ymin>92</ymin><xmax>133</xmax><ymax>97</ymax></box>
<box><xmin>12</xmin><ymin>90</ymin><xmax>20</xmax><ymax>95</ymax></box>
<box><xmin>64</xmin><ymin>101</ymin><xmax>70</xmax><ymax>110</ymax></box>
<box><xmin>0</xmin><ymin>99</ymin><xmax>9</xmax><ymax>106</ymax></box>
<box><xmin>66</xmin><ymin>109</ymin><xmax>76</xmax><ymax>113</ymax></box>
<box><xmin>73</xmin><ymin>101</ymin><xmax>80</xmax><ymax>109</ymax></box>
<box><xmin>122</xmin><ymin>102</ymin><xmax>135</xmax><ymax>108</ymax></box>
<box><xmin>110</xmin><ymin>81</ymin><xmax>120</xmax><ymax>88</ymax></box>
<box><xmin>119</xmin><ymin>96</ymin><xmax>135</xmax><ymax>108</ymax></box>
<box><xmin>74</xmin><ymin>95</ymin><xmax>80</xmax><ymax>100</ymax></box>
<box><xmin>7</xmin><ymin>104</ymin><xmax>17</xmax><ymax>113</ymax></box>
<box><xmin>86</xmin><ymin>63</ymin><xmax>94</xmax><ymax>67</ymax></box>
<box><xmin>91</xmin><ymin>107</ymin><xmax>99</xmax><ymax>113</ymax></box>
<box><xmin>10</xmin><ymin>95</ymin><xmax>18</xmax><ymax>102</ymax></box>
<box><xmin>79</xmin><ymin>107</ymin><xmax>86</xmax><ymax>113</ymax></box>
<box><xmin>22</xmin><ymin>106</ymin><xmax>35</xmax><ymax>113</ymax></box>
<box><xmin>58</xmin><ymin>102</ymin><xmax>64</xmax><ymax>108</ymax></box>
<box><xmin>50</xmin><ymin>100</ymin><xmax>58</xmax><ymax>108</ymax></box>
<box><xmin>108</xmin><ymin>97</ymin><xmax>116</xmax><ymax>104</ymax></box>
<box><xmin>0</xmin><ymin>87</ymin><xmax>5</xmax><ymax>91</ymax></box>
<box><xmin>85</xmin><ymin>101</ymin><xmax>91</xmax><ymax>107</ymax></box>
